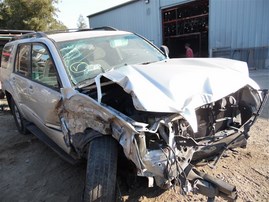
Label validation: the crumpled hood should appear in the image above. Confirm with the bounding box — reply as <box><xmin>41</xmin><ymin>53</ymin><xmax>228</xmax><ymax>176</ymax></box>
<box><xmin>98</xmin><ymin>58</ymin><xmax>259</xmax><ymax>132</ymax></box>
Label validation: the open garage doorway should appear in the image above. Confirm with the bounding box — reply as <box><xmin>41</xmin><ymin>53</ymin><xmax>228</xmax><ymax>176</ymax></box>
<box><xmin>162</xmin><ymin>0</ymin><xmax>209</xmax><ymax>58</ymax></box>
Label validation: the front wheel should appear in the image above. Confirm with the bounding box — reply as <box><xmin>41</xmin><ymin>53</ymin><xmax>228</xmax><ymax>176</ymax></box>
<box><xmin>84</xmin><ymin>136</ymin><xmax>118</xmax><ymax>202</ymax></box>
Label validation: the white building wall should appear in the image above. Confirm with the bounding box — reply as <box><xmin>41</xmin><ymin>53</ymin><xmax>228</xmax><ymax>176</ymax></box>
<box><xmin>89</xmin><ymin>0</ymin><xmax>163</xmax><ymax>47</ymax></box>
<box><xmin>209</xmin><ymin>0</ymin><xmax>269</xmax><ymax>50</ymax></box>
<box><xmin>209</xmin><ymin>0</ymin><xmax>269</xmax><ymax>68</ymax></box>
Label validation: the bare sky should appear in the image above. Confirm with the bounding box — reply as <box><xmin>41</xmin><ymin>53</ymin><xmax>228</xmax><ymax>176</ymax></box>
<box><xmin>56</xmin><ymin>0</ymin><xmax>131</xmax><ymax>28</ymax></box>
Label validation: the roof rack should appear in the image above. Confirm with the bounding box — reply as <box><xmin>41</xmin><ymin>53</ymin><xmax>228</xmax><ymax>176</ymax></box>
<box><xmin>91</xmin><ymin>26</ymin><xmax>118</xmax><ymax>31</ymax></box>
<box><xmin>16</xmin><ymin>32</ymin><xmax>47</xmax><ymax>40</ymax></box>
<box><xmin>44</xmin><ymin>26</ymin><xmax>117</xmax><ymax>34</ymax></box>
<box><xmin>0</xmin><ymin>30</ymin><xmax>35</xmax><ymax>41</ymax></box>
<box><xmin>13</xmin><ymin>26</ymin><xmax>118</xmax><ymax>40</ymax></box>
<box><xmin>0</xmin><ymin>29</ymin><xmax>34</xmax><ymax>35</ymax></box>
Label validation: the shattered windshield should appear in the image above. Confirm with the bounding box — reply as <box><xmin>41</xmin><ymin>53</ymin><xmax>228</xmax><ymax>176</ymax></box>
<box><xmin>57</xmin><ymin>34</ymin><xmax>166</xmax><ymax>85</ymax></box>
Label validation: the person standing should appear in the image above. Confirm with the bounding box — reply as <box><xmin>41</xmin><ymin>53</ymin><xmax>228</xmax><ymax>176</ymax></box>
<box><xmin>185</xmin><ymin>43</ymin><xmax>194</xmax><ymax>57</ymax></box>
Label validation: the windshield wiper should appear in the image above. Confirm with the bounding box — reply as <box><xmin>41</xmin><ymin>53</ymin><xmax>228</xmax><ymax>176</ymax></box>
<box><xmin>141</xmin><ymin>61</ymin><xmax>157</xmax><ymax>65</ymax></box>
<box><xmin>76</xmin><ymin>78</ymin><xmax>96</xmax><ymax>89</ymax></box>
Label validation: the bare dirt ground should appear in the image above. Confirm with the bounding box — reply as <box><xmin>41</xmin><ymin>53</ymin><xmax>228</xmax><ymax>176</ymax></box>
<box><xmin>0</xmin><ymin>69</ymin><xmax>268</xmax><ymax>202</ymax></box>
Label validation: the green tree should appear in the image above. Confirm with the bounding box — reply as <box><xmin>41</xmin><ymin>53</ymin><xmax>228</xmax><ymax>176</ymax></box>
<box><xmin>0</xmin><ymin>0</ymin><xmax>66</xmax><ymax>31</ymax></box>
<box><xmin>77</xmin><ymin>14</ymin><xmax>87</xmax><ymax>29</ymax></box>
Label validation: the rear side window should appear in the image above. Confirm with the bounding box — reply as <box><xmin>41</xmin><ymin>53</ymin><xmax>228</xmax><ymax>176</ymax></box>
<box><xmin>15</xmin><ymin>44</ymin><xmax>31</xmax><ymax>77</ymax></box>
<box><xmin>1</xmin><ymin>45</ymin><xmax>14</xmax><ymax>69</ymax></box>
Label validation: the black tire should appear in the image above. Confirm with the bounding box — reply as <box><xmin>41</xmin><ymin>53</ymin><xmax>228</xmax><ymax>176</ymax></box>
<box><xmin>0</xmin><ymin>89</ymin><xmax>5</xmax><ymax>99</ymax></box>
<box><xmin>84</xmin><ymin>136</ymin><xmax>118</xmax><ymax>202</ymax></box>
<box><xmin>10</xmin><ymin>97</ymin><xmax>28</xmax><ymax>135</ymax></box>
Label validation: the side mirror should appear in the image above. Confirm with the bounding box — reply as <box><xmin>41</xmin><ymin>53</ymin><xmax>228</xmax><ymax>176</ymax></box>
<box><xmin>160</xmin><ymin>45</ymin><xmax>169</xmax><ymax>58</ymax></box>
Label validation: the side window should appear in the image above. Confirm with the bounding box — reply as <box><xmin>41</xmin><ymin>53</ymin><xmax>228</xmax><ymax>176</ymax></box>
<box><xmin>32</xmin><ymin>44</ymin><xmax>59</xmax><ymax>88</ymax></box>
<box><xmin>15</xmin><ymin>44</ymin><xmax>31</xmax><ymax>76</ymax></box>
<box><xmin>1</xmin><ymin>45</ymin><xmax>14</xmax><ymax>69</ymax></box>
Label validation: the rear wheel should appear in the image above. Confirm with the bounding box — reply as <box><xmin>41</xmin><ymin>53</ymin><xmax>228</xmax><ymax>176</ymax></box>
<box><xmin>10</xmin><ymin>97</ymin><xmax>28</xmax><ymax>135</ymax></box>
<box><xmin>84</xmin><ymin>136</ymin><xmax>118</xmax><ymax>202</ymax></box>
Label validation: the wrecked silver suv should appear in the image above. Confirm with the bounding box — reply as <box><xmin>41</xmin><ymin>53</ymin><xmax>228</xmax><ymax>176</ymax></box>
<box><xmin>0</xmin><ymin>27</ymin><xmax>268</xmax><ymax>201</ymax></box>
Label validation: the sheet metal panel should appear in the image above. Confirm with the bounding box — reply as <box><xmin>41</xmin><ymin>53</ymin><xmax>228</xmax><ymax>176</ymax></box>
<box><xmin>89</xmin><ymin>1</ymin><xmax>162</xmax><ymax>47</ymax></box>
<box><xmin>209</xmin><ymin>0</ymin><xmax>269</xmax><ymax>49</ymax></box>
<box><xmin>160</xmin><ymin>0</ymin><xmax>194</xmax><ymax>8</ymax></box>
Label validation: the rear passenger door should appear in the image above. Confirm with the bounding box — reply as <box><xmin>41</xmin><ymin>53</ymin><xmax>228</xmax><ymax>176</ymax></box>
<box><xmin>14</xmin><ymin>43</ymin><xmax>61</xmax><ymax>129</ymax></box>
<box><xmin>12</xmin><ymin>43</ymin><xmax>32</xmax><ymax>116</ymax></box>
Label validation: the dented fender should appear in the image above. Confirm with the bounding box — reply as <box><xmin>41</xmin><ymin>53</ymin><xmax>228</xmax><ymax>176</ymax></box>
<box><xmin>59</xmin><ymin>88</ymin><xmax>148</xmax><ymax>170</ymax></box>
<box><xmin>58</xmin><ymin>87</ymin><xmax>195</xmax><ymax>182</ymax></box>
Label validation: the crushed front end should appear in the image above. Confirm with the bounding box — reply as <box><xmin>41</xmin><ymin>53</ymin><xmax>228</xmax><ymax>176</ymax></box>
<box><xmin>59</xmin><ymin>58</ymin><xmax>268</xmax><ymax>201</ymax></box>
<box><xmin>60</xmin><ymin>75</ymin><xmax>267</xmax><ymax>201</ymax></box>
<box><xmin>109</xmin><ymin>85</ymin><xmax>268</xmax><ymax>201</ymax></box>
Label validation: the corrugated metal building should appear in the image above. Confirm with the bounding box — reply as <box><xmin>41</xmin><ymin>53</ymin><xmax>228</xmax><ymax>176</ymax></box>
<box><xmin>88</xmin><ymin>0</ymin><xmax>162</xmax><ymax>47</ymax></box>
<box><xmin>88</xmin><ymin>0</ymin><xmax>269</xmax><ymax>69</ymax></box>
